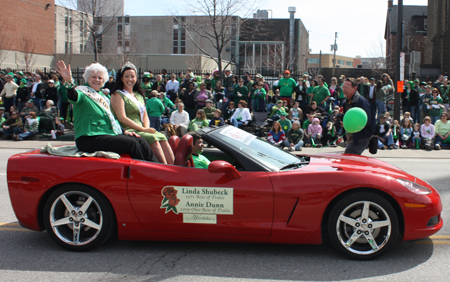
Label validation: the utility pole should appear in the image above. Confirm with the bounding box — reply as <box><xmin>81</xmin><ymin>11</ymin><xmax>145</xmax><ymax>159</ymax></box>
<box><xmin>332</xmin><ymin>32</ymin><xmax>338</xmax><ymax>77</ymax></box>
<box><xmin>319</xmin><ymin>50</ymin><xmax>322</xmax><ymax>75</ymax></box>
<box><xmin>288</xmin><ymin>7</ymin><xmax>296</xmax><ymax>72</ymax></box>
<box><xmin>394</xmin><ymin>0</ymin><xmax>403</xmax><ymax>120</ymax></box>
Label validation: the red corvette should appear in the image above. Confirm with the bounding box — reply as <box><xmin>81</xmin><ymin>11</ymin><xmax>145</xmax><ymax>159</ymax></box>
<box><xmin>7</xmin><ymin>126</ymin><xmax>442</xmax><ymax>259</ymax></box>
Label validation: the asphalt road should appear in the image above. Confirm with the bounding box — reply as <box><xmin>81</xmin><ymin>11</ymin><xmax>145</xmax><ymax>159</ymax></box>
<box><xmin>0</xmin><ymin>142</ymin><xmax>449</xmax><ymax>282</ymax></box>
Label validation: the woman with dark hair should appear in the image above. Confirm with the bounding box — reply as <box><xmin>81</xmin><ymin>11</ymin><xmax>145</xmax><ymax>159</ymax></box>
<box><xmin>182</xmin><ymin>81</ymin><xmax>198</xmax><ymax>119</ymax></box>
<box><xmin>294</xmin><ymin>78</ymin><xmax>308</xmax><ymax>109</ymax></box>
<box><xmin>111</xmin><ymin>62</ymin><xmax>174</xmax><ymax>164</ymax></box>
<box><xmin>55</xmin><ymin>60</ymin><xmax>154</xmax><ymax>162</ymax></box>
<box><xmin>375</xmin><ymin>80</ymin><xmax>386</xmax><ymax>121</ymax></box>
<box><xmin>141</xmin><ymin>72</ymin><xmax>153</xmax><ymax>97</ymax></box>
<box><xmin>307</xmin><ymin>79</ymin><xmax>318</xmax><ymax>105</ymax></box>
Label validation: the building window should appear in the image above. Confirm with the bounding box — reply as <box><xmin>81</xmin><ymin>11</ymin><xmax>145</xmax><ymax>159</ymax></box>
<box><xmin>346</xmin><ymin>61</ymin><xmax>353</xmax><ymax>66</ymax></box>
<box><xmin>308</xmin><ymin>58</ymin><xmax>320</xmax><ymax>64</ymax></box>
<box><xmin>337</xmin><ymin>59</ymin><xmax>345</xmax><ymax>65</ymax></box>
<box><xmin>424</xmin><ymin>19</ymin><xmax>427</xmax><ymax>31</ymax></box>
<box><xmin>173</xmin><ymin>17</ymin><xmax>186</xmax><ymax>54</ymax></box>
<box><xmin>125</xmin><ymin>16</ymin><xmax>130</xmax><ymax>24</ymax></box>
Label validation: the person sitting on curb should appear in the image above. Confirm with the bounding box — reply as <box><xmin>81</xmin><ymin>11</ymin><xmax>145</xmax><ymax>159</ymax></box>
<box><xmin>209</xmin><ymin>109</ymin><xmax>225</xmax><ymax>127</ymax></box>
<box><xmin>306</xmin><ymin>117</ymin><xmax>322</xmax><ymax>148</ymax></box>
<box><xmin>420</xmin><ymin>116</ymin><xmax>435</xmax><ymax>150</ymax></box>
<box><xmin>51</xmin><ymin>117</ymin><xmax>65</xmax><ymax>140</ymax></box>
<box><xmin>16</xmin><ymin>111</ymin><xmax>39</xmax><ymax>141</ymax></box>
<box><xmin>230</xmin><ymin>100</ymin><xmax>251</xmax><ymax>128</ymax></box>
<box><xmin>203</xmin><ymin>99</ymin><xmax>216</xmax><ymax>120</ymax></box>
<box><xmin>190</xmin><ymin>132</ymin><xmax>211</xmax><ymax>169</ymax></box>
<box><xmin>267</xmin><ymin>121</ymin><xmax>286</xmax><ymax>147</ymax></box>
<box><xmin>375</xmin><ymin>114</ymin><xmax>394</xmax><ymax>150</ymax></box>
<box><xmin>434</xmin><ymin>112</ymin><xmax>450</xmax><ymax>150</ymax></box>
<box><xmin>284</xmin><ymin>121</ymin><xmax>304</xmax><ymax>151</ymax></box>
<box><xmin>2</xmin><ymin>110</ymin><xmax>23</xmax><ymax>140</ymax></box>
<box><xmin>278</xmin><ymin>113</ymin><xmax>292</xmax><ymax>134</ymax></box>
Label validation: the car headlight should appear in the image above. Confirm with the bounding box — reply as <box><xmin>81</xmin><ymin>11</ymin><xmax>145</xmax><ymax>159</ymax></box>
<box><xmin>397</xmin><ymin>179</ymin><xmax>431</xmax><ymax>195</ymax></box>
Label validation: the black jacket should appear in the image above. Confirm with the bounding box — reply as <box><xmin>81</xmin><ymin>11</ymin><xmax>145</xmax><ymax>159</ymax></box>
<box><xmin>182</xmin><ymin>89</ymin><xmax>197</xmax><ymax>109</ymax></box>
<box><xmin>152</xmin><ymin>81</ymin><xmax>166</xmax><ymax>92</ymax></box>
<box><xmin>357</xmin><ymin>84</ymin><xmax>370</xmax><ymax>100</ymax></box>
<box><xmin>343</xmin><ymin>91</ymin><xmax>375</xmax><ymax>144</ymax></box>
<box><xmin>294</xmin><ymin>84</ymin><xmax>307</xmax><ymax>102</ymax></box>
<box><xmin>44</xmin><ymin>87</ymin><xmax>58</xmax><ymax>102</ymax></box>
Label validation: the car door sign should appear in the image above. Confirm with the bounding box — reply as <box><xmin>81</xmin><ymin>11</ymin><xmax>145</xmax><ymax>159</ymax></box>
<box><xmin>160</xmin><ymin>186</ymin><xmax>234</xmax><ymax>223</ymax></box>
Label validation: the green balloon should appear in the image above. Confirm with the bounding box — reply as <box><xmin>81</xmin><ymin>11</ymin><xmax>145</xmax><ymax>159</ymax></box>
<box><xmin>343</xmin><ymin>107</ymin><xmax>368</xmax><ymax>133</ymax></box>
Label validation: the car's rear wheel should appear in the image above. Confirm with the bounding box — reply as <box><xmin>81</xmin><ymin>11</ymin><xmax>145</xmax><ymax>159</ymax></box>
<box><xmin>328</xmin><ymin>192</ymin><xmax>399</xmax><ymax>260</ymax></box>
<box><xmin>43</xmin><ymin>184</ymin><xmax>115</xmax><ymax>251</ymax></box>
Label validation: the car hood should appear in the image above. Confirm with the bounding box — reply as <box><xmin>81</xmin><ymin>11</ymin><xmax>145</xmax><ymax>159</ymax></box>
<box><xmin>297</xmin><ymin>153</ymin><xmax>417</xmax><ymax>181</ymax></box>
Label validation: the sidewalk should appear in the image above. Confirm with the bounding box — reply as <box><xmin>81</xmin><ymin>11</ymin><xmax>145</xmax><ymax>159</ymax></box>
<box><xmin>1</xmin><ymin>139</ymin><xmax>448</xmax><ymax>159</ymax></box>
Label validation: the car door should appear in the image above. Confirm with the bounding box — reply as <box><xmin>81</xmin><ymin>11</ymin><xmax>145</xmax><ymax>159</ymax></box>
<box><xmin>127</xmin><ymin>161</ymin><xmax>274</xmax><ymax>237</ymax></box>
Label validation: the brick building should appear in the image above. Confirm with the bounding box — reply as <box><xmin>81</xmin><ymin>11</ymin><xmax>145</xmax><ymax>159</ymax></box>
<box><xmin>384</xmin><ymin>0</ymin><xmax>427</xmax><ymax>77</ymax></box>
<box><xmin>1</xmin><ymin>0</ymin><xmax>55</xmax><ymax>68</ymax></box>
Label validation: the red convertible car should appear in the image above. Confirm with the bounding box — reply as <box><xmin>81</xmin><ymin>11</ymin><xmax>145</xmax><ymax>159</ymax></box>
<box><xmin>7</xmin><ymin>126</ymin><xmax>442</xmax><ymax>259</ymax></box>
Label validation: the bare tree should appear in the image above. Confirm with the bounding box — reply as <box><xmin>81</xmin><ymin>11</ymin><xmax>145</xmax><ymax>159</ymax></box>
<box><xmin>58</xmin><ymin>0</ymin><xmax>121</xmax><ymax>61</ymax></box>
<box><xmin>365</xmin><ymin>37</ymin><xmax>387</xmax><ymax>72</ymax></box>
<box><xmin>20</xmin><ymin>37</ymin><xmax>37</xmax><ymax>71</ymax></box>
<box><xmin>109</xmin><ymin>32</ymin><xmax>142</xmax><ymax>67</ymax></box>
<box><xmin>0</xmin><ymin>20</ymin><xmax>11</xmax><ymax>67</ymax></box>
<box><xmin>176</xmin><ymin>0</ymin><xmax>261</xmax><ymax>82</ymax></box>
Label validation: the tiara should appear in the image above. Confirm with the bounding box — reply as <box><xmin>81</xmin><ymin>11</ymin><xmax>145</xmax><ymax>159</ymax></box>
<box><xmin>121</xmin><ymin>61</ymin><xmax>137</xmax><ymax>73</ymax></box>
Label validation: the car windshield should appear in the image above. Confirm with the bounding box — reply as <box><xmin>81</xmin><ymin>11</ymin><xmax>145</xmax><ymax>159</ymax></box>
<box><xmin>209</xmin><ymin>126</ymin><xmax>302</xmax><ymax>171</ymax></box>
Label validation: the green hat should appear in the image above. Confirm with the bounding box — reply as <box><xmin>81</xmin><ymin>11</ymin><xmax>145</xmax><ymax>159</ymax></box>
<box><xmin>27</xmin><ymin>99</ymin><xmax>34</xmax><ymax>103</ymax></box>
<box><xmin>20</xmin><ymin>78</ymin><xmax>27</xmax><ymax>84</ymax></box>
<box><xmin>7</xmin><ymin>72</ymin><xmax>14</xmax><ymax>76</ymax></box>
<box><xmin>143</xmin><ymin>72</ymin><xmax>151</xmax><ymax>78</ymax></box>
<box><xmin>17</xmin><ymin>71</ymin><xmax>24</xmax><ymax>76</ymax></box>
<box><xmin>0</xmin><ymin>71</ymin><xmax>5</xmax><ymax>75</ymax></box>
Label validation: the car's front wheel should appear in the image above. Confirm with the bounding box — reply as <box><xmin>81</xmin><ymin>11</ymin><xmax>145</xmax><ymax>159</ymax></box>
<box><xmin>43</xmin><ymin>184</ymin><xmax>115</xmax><ymax>251</ymax></box>
<box><xmin>328</xmin><ymin>192</ymin><xmax>399</xmax><ymax>260</ymax></box>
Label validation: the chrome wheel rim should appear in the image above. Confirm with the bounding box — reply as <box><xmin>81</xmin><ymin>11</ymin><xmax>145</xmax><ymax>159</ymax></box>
<box><xmin>336</xmin><ymin>201</ymin><xmax>391</xmax><ymax>255</ymax></box>
<box><xmin>49</xmin><ymin>191</ymin><xmax>103</xmax><ymax>246</ymax></box>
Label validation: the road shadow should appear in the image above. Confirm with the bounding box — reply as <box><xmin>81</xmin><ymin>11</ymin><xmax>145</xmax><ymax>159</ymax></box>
<box><xmin>0</xmin><ymin>230</ymin><xmax>435</xmax><ymax>281</ymax></box>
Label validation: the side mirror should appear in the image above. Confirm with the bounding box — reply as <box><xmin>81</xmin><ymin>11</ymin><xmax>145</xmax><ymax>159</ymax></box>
<box><xmin>208</xmin><ymin>160</ymin><xmax>241</xmax><ymax>180</ymax></box>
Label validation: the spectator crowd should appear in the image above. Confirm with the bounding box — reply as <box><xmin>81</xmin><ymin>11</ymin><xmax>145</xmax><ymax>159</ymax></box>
<box><xmin>1</xmin><ymin>65</ymin><xmax>449</xmax><ymax>151</ymax></box>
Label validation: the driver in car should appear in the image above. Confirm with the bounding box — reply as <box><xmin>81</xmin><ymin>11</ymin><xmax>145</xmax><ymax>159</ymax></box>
<box><xmin>190</xmin><ymin>133</ymin><xmax>211</xmax><ymax>169</ymax></box>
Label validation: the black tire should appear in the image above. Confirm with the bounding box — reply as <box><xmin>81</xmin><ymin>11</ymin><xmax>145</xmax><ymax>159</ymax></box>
<box><xmin>43</xmin><ymin>184</ymin><xmax>115</xmax><ymax>251</ymax></box>
<box><xmin>328</xmin><ymin>192</ymin><xmax>399</xmax><ymax>260</ymax></box>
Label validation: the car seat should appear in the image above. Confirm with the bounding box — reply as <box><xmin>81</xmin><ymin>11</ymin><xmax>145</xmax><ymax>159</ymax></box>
<box><xmin>174</xmin><ymin>134</ymin><xmax>194</xmax><ymax>167</ymax></box>
<box><xmin>169</xmin><ymin>135</ymin><xmax>180</xmax><ymax>152</ymax></box>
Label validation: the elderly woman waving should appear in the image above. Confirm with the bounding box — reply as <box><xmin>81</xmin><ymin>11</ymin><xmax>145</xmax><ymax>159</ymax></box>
<box><xmin>55</xmin><ymin>60</ymin><xmax>154</xmax><ymax>161</ymax></box>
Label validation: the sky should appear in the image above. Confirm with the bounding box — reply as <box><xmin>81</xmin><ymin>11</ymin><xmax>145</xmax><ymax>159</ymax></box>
<box><xmin>59</xmin><ymin>0</ymin><xmax>429</xmax><ymax>58</ymax></box>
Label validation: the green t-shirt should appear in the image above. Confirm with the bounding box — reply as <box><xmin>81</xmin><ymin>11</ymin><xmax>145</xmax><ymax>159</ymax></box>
<box><xmin>428</xmin><ymin>96</ymin><xmax>443</xmax><ymax>116</ymax></box>
<box><xmin>279</xmin><ymin>118</ymin><xmax>292</xmax><ymax>133</ymax></box>
<box><xmin>69</xmin><ymin>88</ymin><xmax>118</xmax><ymax>139</ymax></box>
<box><xmin>338</xmin><ymin>83</ymin><xmax>345</xmax><ymax>99</ymax></box>
<box><xmin>204</xmin><ymin>106</ymin><xmax>216</xmax><ymax>120</ymax></box>
<box><xmin>141</xmin><ymin>82</ymin><xmax>153</xmax><ymax>97</ymax></box>
<box><xmin>193</xmin><ymin>154</ymin><xmax>210</xmax><ymax>169</ymax></box>
<box><xmin>58</xmin><ymin>85</ymin><xmax>68</xmax><ymax>103</ymax></box>
<box><xmin>233</xmin><ymin>85</ymin><xmax>249</xmax><ymax>104</ymax></box>
<box><xmin>303</xmin><ymin>120</ymin><xmax>312</xmax><ymax>130</ymax></box>
<box><xmin>146</xmin><ymin>97</ymin><xmax>165</xmax><ymax>117</ymax></box>
<box><xmin>421</xmin><ymin>93</ymin><xmax>432</xmax><ymax>112</ymax></box>
<box><xmin>313</xmin><ymin>85</ymin><xmax>331</xmax><ymax>104</ymax></box>
<box><xmin>278</xmin><ymin>77</ymin><xmax>297</xmax><ymax>97</ymax></box>
<box><xmin>435</xmin><ymin>119</ymin><xmax>450</xmax><ymax>136</ymax></box>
